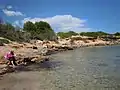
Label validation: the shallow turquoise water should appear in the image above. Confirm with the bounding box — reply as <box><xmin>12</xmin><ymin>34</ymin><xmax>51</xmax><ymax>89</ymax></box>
<box><xmin>50</xmin><ymin>45</ymin><xmax>120</xmax><ymax>90</ymax></box>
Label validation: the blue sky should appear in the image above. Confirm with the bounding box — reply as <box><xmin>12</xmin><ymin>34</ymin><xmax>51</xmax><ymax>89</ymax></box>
<box><xmin>0</xmin><ymin>0</ymin><xmax>120</xmax><ymax>33</ymax></box>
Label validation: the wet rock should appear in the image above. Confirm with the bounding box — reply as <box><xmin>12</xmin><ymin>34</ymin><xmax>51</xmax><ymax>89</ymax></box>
<box><xmin>23</xmin><ymin>57</ymin><xmax>33</xmax><ymax>64</ymax></box>
<box><xmin>40</xmin><ymin>61</ymin><xmax>44</xmax><ymax>63</ymax></box>
<box><xmin>0</xmin><ymin>66</ymin><xmax>15</xmax><ymax>75</ymax></box>
<box><xmin>44</xmin><ymin>57</ymin><xmax>49</xmax><ymax>61</ymax></box>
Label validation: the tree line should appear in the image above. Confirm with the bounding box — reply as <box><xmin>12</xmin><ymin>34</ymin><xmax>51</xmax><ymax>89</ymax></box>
<box><xmin>0</xmin><ymin>18</ymin><xmax>120</xmax><ymax>42</ymax></box>
<box><xmin>57</xmin><ymin>31</ymin><xmax>120</xmax><ymax>39</ymax></box>
<box><xmin>23</xmin><ymin>21</ymin><xmax>57</xmax><ymax>41</ymax></box>
<box><xmin>0</xmin><ymin>20</ymin><xmax>57</xmax><ymax>42</ymax></box>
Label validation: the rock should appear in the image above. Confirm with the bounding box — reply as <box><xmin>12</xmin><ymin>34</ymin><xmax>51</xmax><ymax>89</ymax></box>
<box><xmin>33</xmin><ymin>46</ymin><xmax>38</xmax><ymax>49</ymax></box>
<box><xmin>25</xmin><ymin>43</ymin><xmax>34</xmax><ymax>48</ymax></box>
<box><xmin>0</xmin><ymin>64</ymin><xmax>7</xmax><ymax>69</ymax></box>
<box><xmin>0</xmin><ymin>42</ymin><xmax>4</xmax><ymax>46</ymax></box>
<box><xmin>40</xmin><ymin>61</ymin><xmax>44</xmax><ymax>63</ymax></box>
<box><xmin>3</xmin><ymin>66</ymin><xmax>15</xmax><ymax>72</ymax></box>
<box><xmin>23</xmin><ymin>57</ymin><xmax>31</xmax><ymax>62</ymax></box>
<box><xmin>44</xmin><ymin>57</ymin><xmax>49</xmax><ymax>61</ymax></box>
<box><xmin>31</xmin><ymin>58</ymin><xmax>38</xmax><ymax>62</ymax></box>
<box><xmin>0</xmin><ymin>66</ymin><xmax>15</xmax><ymax>75</ymax></box>
<box><xmin>0</xmin><ymin>59</ymin><xmax>8</xmax><ymax>65</ymax></box>
<box><xmin>9</xmin><ymin>43</ymin><xmax>24</xmax><ymax>49</ymax></box>
<box><xmin>0</xmin><ymin>70</ymin><xmax>6</xmax><ymax>75</ymax></box>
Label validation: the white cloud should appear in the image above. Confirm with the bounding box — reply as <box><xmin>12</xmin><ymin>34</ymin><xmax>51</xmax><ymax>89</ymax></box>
<box><xmin>23</xmin><ymin>15</ymin><xmax>91</xmax><ymax>32</ymax></box>
<box><xmin>7</xmin><ymin>5</ymin><xmax>12</xmax><ymax>9</ymax></box>
<box><xmin>2</xmin><ymin>9</ymin><xmax>24</xmax><ymax>16</ymax></box>
<box><xmin>13</xmin><ymin>20</ymin><xmax>21</xmax><ymax>27</ymax></box>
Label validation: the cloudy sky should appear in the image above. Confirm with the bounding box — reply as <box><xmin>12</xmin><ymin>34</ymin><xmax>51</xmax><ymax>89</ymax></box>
<box><xmin>0</xmin><ymin>0</ymin><xmax>120</xmax><ymax>33</ymax></box>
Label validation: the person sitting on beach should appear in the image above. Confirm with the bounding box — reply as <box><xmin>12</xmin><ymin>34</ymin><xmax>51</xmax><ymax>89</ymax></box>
<box><xmin>4</xmin><ymin>50</ymin><xmax>17</xmax><ymax>67</ymax></box>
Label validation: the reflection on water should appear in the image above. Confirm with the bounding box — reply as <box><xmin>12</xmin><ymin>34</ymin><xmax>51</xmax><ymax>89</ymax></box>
<box><xmin>0</xmin><ymin>45</ymin><xmax>120</xmax><ymax>90</ymax></box>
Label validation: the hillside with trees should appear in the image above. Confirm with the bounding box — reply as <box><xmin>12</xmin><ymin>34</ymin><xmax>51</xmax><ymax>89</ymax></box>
<box><xmin>57</xmin><ymin>31</ymin><xmax>78</xmax><ymax>39</ymax></box>
<box><xmin>0</xmin><ymin>20</ymin><xmax>57</xmax><ymax>43</ymax></box>
<box><xmin>23</xmin><ymin>21</ymin><xmax>57</xmax><ymax>41</ymax></box>
<box><xmin>0</xmin><ymin>22</ymin><xmax>30</xmax><ymax>42</ymax></box>
<box><xmin>57</xmin><ymin>31</ymin><xmax>120</xmax><ymax>39</ymax></box>
<box><xmin>0</xmin><ymin>18</ymin><xmax>120</xmax><ymax>42</ymax></box>
<box><xmin>80</xmin><ymin>31</ymin><xmax>109</xmax><ymax>38</ymax></box>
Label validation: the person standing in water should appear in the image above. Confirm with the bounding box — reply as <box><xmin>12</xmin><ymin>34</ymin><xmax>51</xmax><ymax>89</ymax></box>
<box><xmin>4</xmin><ymin>50</ymin><xmax>17</xmax><ymax>67</ymax></box>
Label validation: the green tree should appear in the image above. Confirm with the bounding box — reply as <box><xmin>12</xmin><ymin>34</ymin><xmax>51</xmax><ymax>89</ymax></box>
<box><xmin>23</xmin><ymin>21</ymin><xmax>57</xmax><ymax>40</ymax></box>
<box><xmin>0</xmin><ymin>21</ymin><xmax>31</xmax><ymax>42</ymax></box>
<box><xmin>57</xmin><ymin>31</ymin><xmax>78</xmax><ymax>39</ymax></box>
<box><xmin>114</xmin><ymin>32</ymin><xmax>120</xmax><ymax>36</ymax></box>
<box><xmin>5</xmin><ymin>23</ymin><xmax>15</xmax><ymax>31</ymax></box>
<box><xmin>67</xmin><ymin>31</ymin><xmax>78</xmax><ymax>36</ymax></box>
<box><xmin>23</xmin><ymin>21</ymin><xmax>36</xmax><ymax>32</ymax></box>
<box><xmin>80</xmin><ymin>31</ymin><xmax>108</xmax><ymax>38</ymax></box>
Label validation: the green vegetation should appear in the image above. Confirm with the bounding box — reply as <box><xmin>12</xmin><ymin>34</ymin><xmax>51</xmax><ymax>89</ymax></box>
<box><xmin>0</xmin><ymin>20</ymin><xmax>57</xmax><ymax>42</ymax></box>
<box><xmin>80</xmin><ymin>31</ymin><xmax>108</xmax><ymax>38</ymax></box>
<box><xmin>0</xmin><ymin>22</ymin><xmax>31</xmax><ymax>42</ymax></box>
<box><xmin>23</xmin><ymin>21</ymin><xmax>57</xmax><ymax>41</ymax></box>
<box><xmin>57</xmin><ymin>31</ymin><xmax>78</xmax><ymax>39</ymax></box>
<box><xmin>0</xmin><ymin>38</ymin><xmax>10</xmax><ymax>46</ymax></box>
<box><xmin>57</xmin><ymin>31</ymin><xmax>110</xmax><ymax>38</ymax></box>
<box><xmin>114</xmin><ymin>32</ymin><xmax>120</xmax><ymax>36</ymax></box>
<box><xmin>1</xmin><ymin>18</ymin><xmax>120</xmax><ymax>41</ymax></box>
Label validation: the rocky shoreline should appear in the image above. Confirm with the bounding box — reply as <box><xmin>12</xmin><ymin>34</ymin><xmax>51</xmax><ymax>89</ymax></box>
<box><xmin>46</xmin><ymin>40</ymin><xmax>120</xmax><ymax>55</ymax></box>
<box><xmin>0</xmin><ymin>37</ymin><xmax>120</xmax><ymax>75</ymax></box>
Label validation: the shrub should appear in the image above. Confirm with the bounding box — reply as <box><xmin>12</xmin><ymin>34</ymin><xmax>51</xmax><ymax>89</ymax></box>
<box><xmin>0</xmin><ymin>39</ymin><xmax>10</xmax><ymax>46</ymax></box>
